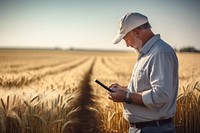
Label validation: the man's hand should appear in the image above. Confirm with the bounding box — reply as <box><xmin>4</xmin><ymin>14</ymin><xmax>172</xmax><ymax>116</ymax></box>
<box><xmin>108</xmin><ymin>83</ymin><xmax>127</xmax><ymax>103</ymax></box>
<box><xmin>108</xmin><ymin>83</ymin><xmax>145</xmax><ymax>106</ymax></box>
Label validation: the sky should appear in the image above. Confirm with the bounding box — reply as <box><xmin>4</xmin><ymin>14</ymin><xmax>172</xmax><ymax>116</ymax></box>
<box><xmin>0</xmin><ymin>0</ymin><xmax>200</xmax><ymax>51</ymax></box>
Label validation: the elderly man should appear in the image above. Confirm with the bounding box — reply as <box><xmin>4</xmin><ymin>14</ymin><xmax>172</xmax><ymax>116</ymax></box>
<box><xmin>108</xmin><ymin>12</ymin><xmax>178</xmax><ymax>133</ymax></box>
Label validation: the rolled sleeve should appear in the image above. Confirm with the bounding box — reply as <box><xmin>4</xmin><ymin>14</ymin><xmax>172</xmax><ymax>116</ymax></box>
<box><xmin>142</xmin><ymin>89</ymin><xmax>155</xmax><ymax>110</ymax></box>
<box><xmin>142</xmin><ymin>52</ymin><xmax>174</xmax><ymax>110</ymax></box>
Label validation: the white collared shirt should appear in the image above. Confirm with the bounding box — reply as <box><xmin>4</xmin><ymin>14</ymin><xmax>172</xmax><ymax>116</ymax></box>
<box><xmin>123</xmin><ymin>34</ymin><xmax>179</xmax><ymax>122</ymax></box>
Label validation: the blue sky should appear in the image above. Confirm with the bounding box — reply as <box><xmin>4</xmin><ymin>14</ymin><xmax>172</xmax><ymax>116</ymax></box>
<box><xmin>0</xmin><ymin>0</ymin><xmax>200</xmax><ymax>51</ymax></box>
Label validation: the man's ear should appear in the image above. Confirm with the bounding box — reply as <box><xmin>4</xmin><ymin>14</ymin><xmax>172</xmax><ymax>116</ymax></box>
<box><xmin>133</xmin><ymin>28</ymin><xmax>143</xmax><ymax>39</ymax></box>
<box><xmin>133</xmin><ymin>28</ymin><xmax>140</xmax><ymax>36</ymax></box>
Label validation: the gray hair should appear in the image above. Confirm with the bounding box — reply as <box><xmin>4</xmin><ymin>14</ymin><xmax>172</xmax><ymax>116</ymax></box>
<box><xmin>137</xmin><ymin>22</ymin><xmax>151</xmax><ymax>30</ymax></box>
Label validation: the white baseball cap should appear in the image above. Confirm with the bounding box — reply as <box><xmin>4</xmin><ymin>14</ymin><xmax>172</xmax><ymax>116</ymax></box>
<box><xmin>113</xmin><ymin>12</ymin><xmax>149</xmax><ymax>44</ymax></box>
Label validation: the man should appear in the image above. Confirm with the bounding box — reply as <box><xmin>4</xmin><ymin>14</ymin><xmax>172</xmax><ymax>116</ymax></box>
<box><xmin>108</xmin><ymin>12</ymin><xmax>178</xmax><ymax>133</ymax></box>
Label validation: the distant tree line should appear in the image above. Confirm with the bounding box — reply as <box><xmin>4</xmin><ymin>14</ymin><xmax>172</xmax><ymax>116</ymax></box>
<box><xmin>173</xmin><ymin>46</ymin><xmax>200</xmax><ymax>53</ymax></box>
<box><xmin>179</xmin><ymin>46</ymin><xmax>200</xmax><ymax>53</ymax></box>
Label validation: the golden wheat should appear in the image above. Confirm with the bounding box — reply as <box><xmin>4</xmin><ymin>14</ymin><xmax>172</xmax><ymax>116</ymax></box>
<box><xmin>0</xmin><ymin>49</ymin><xmax>199</xmax><ymax>133</ymax></box>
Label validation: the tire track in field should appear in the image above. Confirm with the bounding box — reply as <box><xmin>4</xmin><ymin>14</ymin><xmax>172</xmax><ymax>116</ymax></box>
<box><xmin>0</xmin><ymin>57</ymin><xmax>58</xmax><ymax>70</ymax></box>
<box><xmin>4</xmin><ymin>58</ymin><xmax>77</xmax><ymax>73</ymax></box>
<box><xmin>2</xmin><ymin>58</ymin><xmax>78</xmax><ymax>73</ymax></box>
<box><xmin>101</xmin><ymin>57</ymin><xmax>115</xmax><ymax>72</ymax></box>
<box><xmin>66</xmin><ymin>58</ymin><xmax>103</xmax><ymax>133</ymax></box>
<box><xmin>102</xmin><ymin>57</ymin><xmax>129</xmax><ymax>77</ymax></box>
<box><xmin>0</xmin><ymin>58</ymin><xmax>89</xmax><ymax>88</ymax></box>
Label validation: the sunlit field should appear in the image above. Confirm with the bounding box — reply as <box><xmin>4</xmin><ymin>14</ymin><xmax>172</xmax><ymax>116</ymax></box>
<box><xmin>0</xmin><ymin>49</ymin><xmax>199</xmax><ymax>133</ymax></box>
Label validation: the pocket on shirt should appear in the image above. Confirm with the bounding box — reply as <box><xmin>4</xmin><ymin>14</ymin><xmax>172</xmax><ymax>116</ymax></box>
<box><xmin>136</xmin><ymin>69</ymin><xmax>144</xmax><ymax>79</ymax></box>
<box><xmin>134</xmin><ymin>69</ymin><xmax>145</xmax><ymax>90</ymax></box>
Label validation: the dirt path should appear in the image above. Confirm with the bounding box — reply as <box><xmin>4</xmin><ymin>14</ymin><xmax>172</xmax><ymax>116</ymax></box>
<box><xmin>66</xmin><ymin>58</ymin><xmax>104</xmax><ymax>133</ymax></box>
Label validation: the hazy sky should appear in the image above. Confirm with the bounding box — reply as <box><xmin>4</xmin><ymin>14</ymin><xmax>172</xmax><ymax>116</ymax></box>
<box><xmin>0</xmin><ymin>0</ymin><xmax>200</xmax><ymax>51</ymax></box>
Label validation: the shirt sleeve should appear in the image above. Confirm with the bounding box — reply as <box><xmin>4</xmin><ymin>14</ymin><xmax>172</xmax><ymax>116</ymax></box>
<box><xmin>142</xmin><ymin>52</ymin><xmax>174</xmax><ymax>110</ymax></box>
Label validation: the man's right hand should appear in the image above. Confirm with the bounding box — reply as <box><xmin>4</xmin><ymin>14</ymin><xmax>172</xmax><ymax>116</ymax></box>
<box><xmin>108</xmin><ymin>83</ymin><xmax>127</xmax><ymax>103</ymax></box>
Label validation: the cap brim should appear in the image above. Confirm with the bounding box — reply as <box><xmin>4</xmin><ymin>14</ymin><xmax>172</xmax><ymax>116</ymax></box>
<box><xmin>112</xmin><ymin>33</ymin><xmax>125</xmax><ymax>44</ymax></box>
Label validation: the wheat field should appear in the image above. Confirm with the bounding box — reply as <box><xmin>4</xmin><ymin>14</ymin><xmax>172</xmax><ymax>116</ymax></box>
<box><xmin>0</xmin><ymin>49</ymin><xmax>199</xmax><ymax>133</ymax></box>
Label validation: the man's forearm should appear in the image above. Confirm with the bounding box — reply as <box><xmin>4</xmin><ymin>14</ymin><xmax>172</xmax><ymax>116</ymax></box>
<box><xmin>129</xmin><ymin>92</ymin><xmax>145</xmax><ymax>106</ymax></box>
<box><xmin>124</xmin><ymin>86</ymin><xmax>145</xmax><ymax>106</ymax></box>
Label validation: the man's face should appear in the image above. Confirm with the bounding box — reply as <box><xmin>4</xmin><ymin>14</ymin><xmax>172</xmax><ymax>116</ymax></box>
<box><xmin>123</xmin><ymin>30</ymin><xmax>143</xmax><ymax>51</ymax></box>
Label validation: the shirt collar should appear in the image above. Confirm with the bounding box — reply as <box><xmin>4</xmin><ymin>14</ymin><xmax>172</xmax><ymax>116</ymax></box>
<box><xmin>139</xmin><ymin>34</ymin><xmax>160</xmax><ymax>55</ymax></box>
